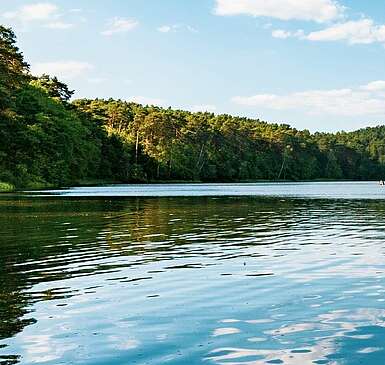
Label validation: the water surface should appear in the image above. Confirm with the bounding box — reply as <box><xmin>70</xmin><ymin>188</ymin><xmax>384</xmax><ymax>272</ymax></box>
<box><xmin>1</xmin><ymin>182</ymin><xmax>385</xmax><ymax>364</ymax></box>
<box><xmin>34</xmin><ymin>181</ymin><xmax>385</xmax><ymax>199</ymax></box>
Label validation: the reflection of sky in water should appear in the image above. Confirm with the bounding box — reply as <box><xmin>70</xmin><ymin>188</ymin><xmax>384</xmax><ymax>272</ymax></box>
<box><xmin>208</xmin><ymin>307</ymin><xmax>385</xmax><ymax>364</ymax></box>
<box><xmin>33</xmin><ymin>181</ymin><xmax>385</xmax><ymax>199</ymax></box>
<box><xmin>1</xmin><ymin>190</ymin><xmax>385</xmax><ymax>364</ymax></box>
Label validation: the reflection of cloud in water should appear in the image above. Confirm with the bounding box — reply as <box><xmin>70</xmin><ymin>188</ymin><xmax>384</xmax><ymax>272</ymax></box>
<box><xmin>247</xmin><ymin>337</ymin><xmax>266</xmax><ymax>343</ymax></box>
<box><xmin>265</xmin><ymin>322</ymin><xmax>325</xmax><ymax>336</ymax></box>
<box><xmin>209</xmin><ymin>308</ymin><xmax>385</xmax><ymax>364</ymax></box>
<box><xmin>23</xmin><ymin>334</ymin><xmax>78</xmax><ymax>363</ymax></box>
<box><xmin>213</xmin><ymin>327</ymin><xmax>241</xmax><ymax>337</ymax></box>
<box><xmin>245</xmin><ymin>319</ymin><xmax>274</xmax><ymax>324</ymax></box>
<box><xmin>206</xmin><ymin>338</ymin><xmax>338</xmax><ymax>365</ymax></box>
<box><xmin>108</xmin><ymin>335</ymin><xmax>140</xmax><ymax>350</ymax></box>
<box><xmin>220</xmin><ymin>319</ymin><xmax>241</xmax><ymax>324</ymax></box>
<box><xmin>4</xmin><ymin>197</ymin><xmax>385</xmax><ymax>364</ymax></box>
<box><xmin>282</xmin><ymin>245</ymin><xmax>385</xmax><ymax>283</ymax></box>
<box><xmin>357</xmin><ymin>347</ymin><xmax>382</xmax><ymax>354</ymax></box>
<box><xmin>317</xmin><ymin>308</ymin><xmax>385</xmax><ymax>328</ymax></box>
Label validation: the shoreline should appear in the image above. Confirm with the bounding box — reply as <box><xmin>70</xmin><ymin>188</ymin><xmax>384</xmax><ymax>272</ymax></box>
<box><xmin>1</xmin><ymin>179</ymin><xmax>379</xmax><ymax>193</ymax></box>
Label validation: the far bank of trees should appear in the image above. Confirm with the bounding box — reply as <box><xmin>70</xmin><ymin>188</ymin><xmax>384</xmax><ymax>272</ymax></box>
<box><xmin>1</xmin><ymin>24</ymin><xmax>385</xmax><ymax>190</ymax></box>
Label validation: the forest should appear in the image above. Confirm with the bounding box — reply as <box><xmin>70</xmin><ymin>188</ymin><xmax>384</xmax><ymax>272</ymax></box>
<box><xmin>1</xmin><ymin>25</ymin><xmax>385</xmax><ymax>191</ymax></box>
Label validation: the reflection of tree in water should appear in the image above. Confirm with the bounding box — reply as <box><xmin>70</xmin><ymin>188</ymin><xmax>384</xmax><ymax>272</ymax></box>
<box><xmin>0</xmin><ymin>196</ymin><xmax>291</xmax><ymax>349</ymax></box>
<box><xmin>1</xmin><ymin>196</ymin><xmax>385</xmax><ymax>363</ymax></box>
<box><xmin>0</xmin><ymin>197</ymin><xmax>113</xmax><ymax>361</ymax></box>
<box><xmin>101</xmin><ymin>197</ymin><xmax>298</xmax><ymax>256</ymax></box>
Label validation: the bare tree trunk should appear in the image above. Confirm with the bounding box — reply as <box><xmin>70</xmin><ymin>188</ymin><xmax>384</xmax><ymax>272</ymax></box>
<box><xmin>196</xmin><ymin>144</ymin><xmax>204</xmax><ymax>173</ymax></box>
<box><xmin>278</xmin><ymin>152</ymin><xmax>286</xmax><ymax>180</ymax></box>
<box><xmin>135</xmin><ymin>130</ymin><xmax>139</xmax><ymax>164</ymax></box>
<box><xmin>169</xmin><ymin>145</ymin><xmax>173</xmax><ymax>178</ymax></box>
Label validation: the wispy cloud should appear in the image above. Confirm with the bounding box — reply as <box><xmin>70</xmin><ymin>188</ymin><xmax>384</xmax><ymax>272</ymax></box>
<box><xmin>3</xmin><ymin>2</ymin><xmax>58</xmax><ymax>22</ymax></box>
<box><xmin>272</xmin><ymin>18</ymin><xmax>385</xmax><ymax>45</ymax></box>
<box><xmin>214</xmin><ymin>0</ymin><xmax>343</xmax><ymax>23</ymax></box>
<box><xmin>232</xmin><ymin>81</ymin><xmax>385</xmax><ymax>117</ymax></box>
<box><xmin>158</xmin><ymin>25</ymin><xmax>172</xmax><ymax>33</ymax></box>
<box><xmin>2</xmin><ymin>2</ymin><xmax>78</xmax><ymax>30</ymax></box>
<box><xmin>272</xmin><ymin>29</ymin><xmax>304</xmax><ymax>39</ymax></box>
<box><xmin>305</xmin><ymin>19</ymin><xmax>385</xmax><ymax>44</ymax></box>
<box><xmin>101</xmin><ymin>17</ymin><xmax>139</xmax><ymax>36</ymax></box>
<box><xmin>214</xmin><ymin>0</ymin><xmax>385</xmax><ymax>47</ymax></box>
<box><xmin>157</xmin><ymin>24</ymin><xmax>198</xmax><ymax>33</ymax></box>
<box><xmin>31</xmin><ymin>61</ymin><xmax>94</xmax><ymax>80</ymax></box>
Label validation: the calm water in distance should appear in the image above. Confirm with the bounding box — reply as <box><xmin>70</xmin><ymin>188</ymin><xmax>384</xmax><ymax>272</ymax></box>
<box><xmin>1</xmin><ymin>182</ymin><xmax>385</xmax><ymax>364</ymax></box>
<box><xmin>34</xmin><ymin>181</ymin><xmax>385</xmax><ymax>199</ymax></box>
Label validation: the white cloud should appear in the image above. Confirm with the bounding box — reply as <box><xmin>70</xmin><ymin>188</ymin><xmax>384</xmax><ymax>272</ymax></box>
<box><xmin>272</xmin><ymin>29</ymin><xmax>305</xmax><ymax>39</ymax></box>
<box><xmin>306</xmin><ymin>19</ymin><xmax>385</xmax><ymax>44</ymax></box>
<box><xmin>274</xmin><ymin>19</ymin><xmax>385</xmax><ymax>45</ymax></box>
<box><xmin>101</xmin><ymin>17</ymin><xmax>139</xmax><ymax>36</ymax></box>
<box><xmin>214</xmin><ymin>0</ymin><xmax>343</xmax><ymax>23</ymax></box>
<box><xmin>2</xmin><ymin>2</ymin><xmax>79</xmax><ymax>30</ymax></box>
<box><xmin>158</xmin><ymin>25</ymin><xmax>172</xmax><ymax>33</ymax></box>
<box><xmin>232</xmin><ymin>81</ymin><xmax>385</xmax><ymax>117</ymax></box>
<box><xmin>3</xmin><ymin>3</ymin><xmax>58</xmax><ymax>22</ymax></box>
<box><xmin>130</xmin><ymin>96</ymin><xmax>165</xmax><ymax>106</ymax></box>
<box><xmin>361</xmin><ymin>80</ymin><xmax>385</xmax><ymax>91</ymax></box>
<box><xmin>31</xmin><ymin>61</ymin><xmax>94</xmax><ymax>80</ymax></box>
<box><xmin>272</xmin><ymin>29</ymin><xmax>292</xmax><ymax>39</ymax></box>
<box><xmin>191</xmin><ymin>104</ymin><xmax>217</xmax><ymax>113</ymax></box>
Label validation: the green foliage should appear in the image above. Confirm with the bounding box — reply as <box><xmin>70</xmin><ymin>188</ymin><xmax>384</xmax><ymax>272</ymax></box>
<box><xmin>0</xmin><ymin>182</ymin><xmax>14</xmax><ymax>192</ymax></box>
<box><xmin>73</xmin><ymin>98</ymin><xmax>385</xmax><ymax>182</ymax></box>
<box><xmin>31</xmin><ymin>74</ymin><xmax>74</xmax><ymax>102</ymax></box>
<box><xmin>1</xmin><ymin>25</ymin><xmax>385</xmax><ymax>190</ymax></box>
<box><xmin>0</xmin><ymin>25</ymin><xmax>29</xmax><ymax>110</ymax></box>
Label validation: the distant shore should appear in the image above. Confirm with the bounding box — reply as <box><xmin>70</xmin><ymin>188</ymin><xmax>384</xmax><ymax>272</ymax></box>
<box><xmin>1</xmin><ymin>179</ymin><xmax>379</xmax><ymax>193</ymax></box>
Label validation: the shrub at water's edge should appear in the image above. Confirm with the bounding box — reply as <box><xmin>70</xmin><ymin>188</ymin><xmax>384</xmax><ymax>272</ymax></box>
<box><xmin>0</xmin><ymin>182</ymin><xmax>15</xmax><ymax>192</ymax></box>
<box><xmin>1</xmin><ymin>24</ymin><xmax>385</xmax><ymax>190</ymax></box>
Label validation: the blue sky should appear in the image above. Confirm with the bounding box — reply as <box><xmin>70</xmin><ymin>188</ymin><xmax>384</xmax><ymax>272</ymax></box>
<box><xmin>2</xmin><ymin>0</ymin><xmax>385</xmax><ymax>132</ymax></box>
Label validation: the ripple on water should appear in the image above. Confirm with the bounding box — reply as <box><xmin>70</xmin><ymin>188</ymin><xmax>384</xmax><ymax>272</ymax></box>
<box><xmin>1</xmin><ymin>191</ymin><xmax>385</xmax><ymax>364</ymax></box>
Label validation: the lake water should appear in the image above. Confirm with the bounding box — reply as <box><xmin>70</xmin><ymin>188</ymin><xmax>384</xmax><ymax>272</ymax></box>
<box><xmin>1</xmin><ymin>182</ymin><xmax>385</xmax><ymax>364</ymax></box>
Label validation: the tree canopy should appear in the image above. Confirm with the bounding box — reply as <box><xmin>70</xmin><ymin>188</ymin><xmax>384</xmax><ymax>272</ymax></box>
<box><xmin>1</xmin><ymin>25</ymin><xmax>385</xmax><ymax>190</ymax></box>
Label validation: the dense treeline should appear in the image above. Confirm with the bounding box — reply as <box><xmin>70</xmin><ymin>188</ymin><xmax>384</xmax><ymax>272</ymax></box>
<box><xmin>1</xmin><ymin>25</ymin><xmax>385</xmax><ymax>190</ymax></box>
